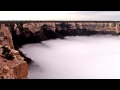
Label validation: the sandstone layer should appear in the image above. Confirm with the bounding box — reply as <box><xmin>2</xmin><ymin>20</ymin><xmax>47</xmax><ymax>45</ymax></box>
<box><xmin>4</xmin><ymin>21</ymin><xmax>120</xmax><ymax>50</ymax></box>
<box><xmin>0</xmin><ymin>24</ymin><xmax>29</xmax><ymax>79</ymax></box>
<box><xmin>0</xmin><ymin>24</ymin><xmax>14</xmax><ymax>49</ymax></box>
<box><xmin>11</xmin><ymin>21</ymin><xmax>120</xmax><ymax>33</ymax></box>
<box><xmin>0</xmin><ymin>45</ymin><xmax>28</xmax><ymax>79</ymax></box>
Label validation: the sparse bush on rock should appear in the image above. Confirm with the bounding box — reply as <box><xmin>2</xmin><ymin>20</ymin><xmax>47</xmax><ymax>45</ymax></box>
<box><xmin>1</xmin><ymin>45</ymin><xmax>14</xmax><ymax>60</ymax></box>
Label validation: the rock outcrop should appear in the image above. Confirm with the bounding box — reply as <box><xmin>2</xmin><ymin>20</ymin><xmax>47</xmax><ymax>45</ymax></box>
<box><xmin>10</xmin><ymin>21</ymin><xmax>120</xmax><ymax>33</ymax></box>
<box><xmin>1</xmin><ymin>21</ymin><xmax>119</xmax><ymax>50</ymax></box>
<box><xmin>1</xmin><ymin>21</ymin><xmax>120</xmax><ymax>52</ymax></box>
<box><xmin>0</xmin><ymin>45</ymin><xmax>28</xmax><ymax>79</ymax></box>
<box><xmin>0</xmin><ymin>24</ymin><xmax>14</xmax><ymax>49</ymax></box>
<box><xmin>0</xmin><ymin>24</ymin><xmax>29</xmax><ymax>79</ymax></box>
<box><xmin>4</xmin><ymin>21</ymin><xmax>120</xmax><ymax>49</ymax></box>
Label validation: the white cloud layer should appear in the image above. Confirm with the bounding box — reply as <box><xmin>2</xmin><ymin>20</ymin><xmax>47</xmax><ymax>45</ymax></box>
<box><xmin>20</xmin><ymin>35</ymin><xmax>120</xmax><ymax>79</ymax></box>
<box><xmin>0</xmin><ymin>11</ymin><xmax>120</xmax><ymax>20</ymax></box>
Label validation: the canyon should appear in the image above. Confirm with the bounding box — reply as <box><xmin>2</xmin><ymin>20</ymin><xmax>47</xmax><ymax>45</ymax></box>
<box><xmin>0</xmin><ymin>21</ymin><xmax>120</xmax><ymax>79</ymax></box>
<box><xmin>1</xmin><ymin>21</ymin><xmax>119</xmax><ymax>49</ymax></box>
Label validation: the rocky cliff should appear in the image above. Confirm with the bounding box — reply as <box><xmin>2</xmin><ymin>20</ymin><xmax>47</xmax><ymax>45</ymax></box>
<box><xmin>2</xmin><ymin>21</ymin><xmax>120</xmax><ymax>49</ymax></box>
<box><xmin>0</xmin><ymin>21</ymin><xmax>120</xmax><ymax>54</ymax></box>
<box><xmin>0</xmin><ymin>24</ymin><xmax>14</xmax><ymax>49</ymax></box>
<box><xmin>0</xmin><ymin>24</ymin><xmax>28</xmax><ymax>79</ymax></box>
<box><xmin>0</xmin><ymin>45</ymin><xmax>28</xmax><ymax>79</ymax></box>
<box><xmin>9</xmin><ymin>21</ymin><xmax>120</xmax><ymax>33</ymax></box>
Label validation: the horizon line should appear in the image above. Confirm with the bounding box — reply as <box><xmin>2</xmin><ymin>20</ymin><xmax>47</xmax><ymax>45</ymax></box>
<box><xmin>0</xmin><ymin>20</ymin><xmax>120</xmax><ymax>22</ymax></box>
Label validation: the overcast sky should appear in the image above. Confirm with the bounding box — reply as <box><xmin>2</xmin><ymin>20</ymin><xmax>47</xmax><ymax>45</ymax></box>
<box><xmin>0</xmin><ymin>11</ymin><xmax>119</xmax><ymax>21</ymax></box>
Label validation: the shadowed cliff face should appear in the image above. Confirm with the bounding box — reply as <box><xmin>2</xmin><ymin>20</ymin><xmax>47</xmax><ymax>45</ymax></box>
<box><xmin>6</xmin><ymin>22</ymin><xmax>63</xmax><ymax>49</ymax></box>
<box><xmin>22</xmin><ymin>21</ymin><xmax>120</xmax><ymax>33</ymax></box>
<box><xmin>0</xmin><ymin>24</ymin><xmax>32</xmax><ymax>64</ymax></box>
<box><xmin>1</xmin><ymin>21</ymin><xmax>120</xmax><ymax>49</ymax></box>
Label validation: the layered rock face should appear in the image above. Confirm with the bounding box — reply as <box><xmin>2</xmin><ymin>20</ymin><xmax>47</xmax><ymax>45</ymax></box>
<box><xmin>23</xmin><ymin>22</ymin><xmax>56</xmax><ymax>32</ymax></box>
<box><xmin>0</xmin><ymin>24</ymin><xmax>14</xmax><ymax>49</ymax></box>
<box><xmin>0</xmin><ymin>45</ymin><xmax>28</xmax><ymax>79</ymax></box>
<box><xmin>2</xmin><ymin>21</ymin><xmax>119</xmax><ymax>49</ymax></box>
<box><xmin>0</xmin><ymin>24</ymin><xmax>28</xmax><ymax>79</ymax></box>
<box><xmin>15</xmin><ymin>21</ymin><xmax>120</xmax><ymax>33</ymax></box>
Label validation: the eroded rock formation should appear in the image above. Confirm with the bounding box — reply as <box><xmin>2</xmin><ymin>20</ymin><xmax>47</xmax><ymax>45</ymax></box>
<box><xmin>4</xmin><ymin>21</ymin><xmax>120</xmax><ymax>49</ymax></box>
<box><xmin>12</xmin><ymin>21</ymin><xmax>120</xmax><ymax>33</ymax></box>
<box><xmin>0</xmin><ymin>24</ymin><xmax>29</xmax><ymax>79</ymax></box>
<box><xmin>0</xmin><ymin>45</ymin><xmax>28</xmax><ymax>79</ymax></box>
<box><xmin>0</xmin><ymin>24</ymin><xmax>14</xmax><ymax>49</ymax></box>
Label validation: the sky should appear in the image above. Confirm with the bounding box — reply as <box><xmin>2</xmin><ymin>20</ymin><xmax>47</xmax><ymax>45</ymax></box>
<box><xmin>0</xmin><ymin>11</ymin><xmax>119</xmax><ymax>21</ymax></box>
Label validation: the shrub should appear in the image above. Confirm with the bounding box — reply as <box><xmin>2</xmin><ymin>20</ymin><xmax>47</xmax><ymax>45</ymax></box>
<box><xmin>1</xmin><ymin>45</ymin><xmax>14</xmax><ymax>60</ymax></box>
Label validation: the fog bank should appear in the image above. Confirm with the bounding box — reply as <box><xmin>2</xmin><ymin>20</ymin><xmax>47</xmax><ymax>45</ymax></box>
<box><xmin>20</xmin><ymin>35</ymin><xmax>120</xmax><ymax>79</ymax></box>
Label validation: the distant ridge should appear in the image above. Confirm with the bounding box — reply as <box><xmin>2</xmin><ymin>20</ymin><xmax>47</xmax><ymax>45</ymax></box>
<box><xmin>0</xmin><ymin>20</ymin><xmax>120</xmax><ymax>23</ymax></box>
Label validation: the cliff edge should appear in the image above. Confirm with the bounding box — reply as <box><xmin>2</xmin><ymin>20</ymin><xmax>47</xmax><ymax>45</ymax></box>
<box><xmin>6</xmin><ymin>21</ymin><xmax>120</xmax><ymax>49</ymax></box>
<box><xmin>0</xmin><ymin>24</ymin><xmax>28</xmax><ymax>79</ymax></box>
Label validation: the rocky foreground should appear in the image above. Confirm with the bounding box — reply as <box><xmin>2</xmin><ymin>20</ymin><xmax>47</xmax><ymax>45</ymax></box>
<box><xmin>0</xmin><ymin>24</ymin><xmax>29</xmax><ymax>79</ymax></box>
<box><xmin>0</xmin><ymin>45</ymin><xmax>28</xmax><ymax>79</ymax></box>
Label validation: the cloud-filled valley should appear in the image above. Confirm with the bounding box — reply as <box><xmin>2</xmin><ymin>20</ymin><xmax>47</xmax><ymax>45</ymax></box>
<box><xmin>20</xmin><ymin>35</ymin><xmax>120</xmax><ymax>79</ymax></box>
